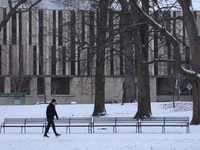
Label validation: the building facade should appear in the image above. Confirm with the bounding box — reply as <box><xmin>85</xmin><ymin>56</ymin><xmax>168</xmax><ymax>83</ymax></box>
<box><xmin>0</xmin><ymin>7</ymin><xmax>196</xmax><ymax>104</ymax></box>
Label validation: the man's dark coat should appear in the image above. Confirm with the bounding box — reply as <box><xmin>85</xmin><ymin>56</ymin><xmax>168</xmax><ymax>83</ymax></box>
<box><xmin>46</xmin><ymin>103</ymin><xmax>58</xmax><ymax>120</ymax></box>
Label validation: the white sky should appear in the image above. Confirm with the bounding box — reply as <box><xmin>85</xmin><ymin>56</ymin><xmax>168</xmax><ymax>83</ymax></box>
<box><xmin>0</xmin><ymin>0</ymin><xmax>200</xmax><ymax>10</ymax></box>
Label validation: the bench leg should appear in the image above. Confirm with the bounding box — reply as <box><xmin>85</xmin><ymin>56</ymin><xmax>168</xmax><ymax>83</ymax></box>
<box><xmin>88</xmin><ymin>126</ymin><xmax>92</xmax><ymax>133</ymax></box>
<box><xmin>186</xmin><ymin>126</ymin><xmax>190</xmax><ymax>133</ymax></box>
<box><xmin>66</xmin><ymin>127</ymin><xmax>69</xmax><ymax>133</ymax></box>
<box><xmin>162</xmin><ymin>126</ymin><xmax>165</xmax><ymax>133</ymax></box>
<box><xmin>138</xmin><ymin>125</ymin><xmax>142</xmax><ymax>133</ymax></box>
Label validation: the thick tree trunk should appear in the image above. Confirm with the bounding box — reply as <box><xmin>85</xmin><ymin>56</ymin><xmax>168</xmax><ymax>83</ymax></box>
<box><xmin>131</xmin><ymin>0</ymin><xmax>152</xmax><ymax>118</ymax></box>
<box><xmin>92</xmin><ymin>0</ymin><xmax>108</xmax><ymax>116</ymax></box>
<box><xmin>191</xmin><ymin>80</ymin><xmax>200</xmax><ymax>124</ymax></box>
<box><xmin>178</xmin><ymin>0</ymin><xmax>200</xmax><ymax>124</ymax></box>
<box><xmin>119</xmin><ymin>0</ymin><xmax>136</xmax><ymax>103</ymax></box>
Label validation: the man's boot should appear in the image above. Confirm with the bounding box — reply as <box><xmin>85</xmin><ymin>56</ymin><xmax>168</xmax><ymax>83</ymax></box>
<box><xmin>53</xmin><ymin>126</ymin><xmax>61</xmax><ymax>136</ymax></box>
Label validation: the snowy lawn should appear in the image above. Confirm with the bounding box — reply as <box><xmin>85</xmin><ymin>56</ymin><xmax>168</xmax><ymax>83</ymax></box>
<box><xmin>0</xmin><ymin>102</ymin><xmax>200</xmax><ymax>150</ymax></box>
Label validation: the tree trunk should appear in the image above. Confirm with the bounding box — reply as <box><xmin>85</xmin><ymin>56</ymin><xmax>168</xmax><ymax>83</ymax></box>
<box><xmin>119</xmin><ymin>0</ymin><xmax>136</xmax><ymax>103</ymax></box>
<box><xmin>191</xmin><ymin>80</ymin><xmax>200</xmax><ymax>124</ymax></box>
<box><xmin>177</xmin><ymin>0</ymin><xmax>200</xmax><ymax>124</ymax></box>
<box><xmin>131</xmin><ymin>0</ymin><xmax>200</xmax><ymax>124</ymax></box>
<box><xmin>130</xmin><ymin>0</ymin><xmax>152</xmax><ymax>118</ymax></box>
<box><xmin>92</xmin><ymin>0</ymin><xmax>108</xmax><ymax>116</ymax></box>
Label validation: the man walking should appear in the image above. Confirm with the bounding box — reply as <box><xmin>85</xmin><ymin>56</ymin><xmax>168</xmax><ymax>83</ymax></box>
<box><xmin>44</xmin><ymin>99</ymin><xmax>61</xmax><ymax>137</ymax></box>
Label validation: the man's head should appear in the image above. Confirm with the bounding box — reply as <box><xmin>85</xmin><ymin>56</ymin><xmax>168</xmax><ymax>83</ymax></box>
<box><xmin>51</xmin><ymin>99</ymin><xmax>56</xmax><ymax>105</ymax></box>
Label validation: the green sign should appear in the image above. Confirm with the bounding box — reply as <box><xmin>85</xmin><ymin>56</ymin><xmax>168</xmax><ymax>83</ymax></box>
<box><xmin>0</xmin><ymin>93</ymin><xmax>25</xmax><ymax>97</ymax></box>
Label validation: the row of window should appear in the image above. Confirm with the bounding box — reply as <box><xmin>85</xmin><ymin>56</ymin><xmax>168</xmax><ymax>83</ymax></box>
<box><xmin>157</xmin><ymin>77</ymin><xmax>191</xmax><ymax>95</ymax></box>
<box><xmin>0</xmin><ymin>77</ymin><xmax>69</xmax><ymax>95</ymax></box>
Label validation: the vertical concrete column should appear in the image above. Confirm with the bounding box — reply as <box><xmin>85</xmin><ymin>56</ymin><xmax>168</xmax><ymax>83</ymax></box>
<box><xmin>150</xmin><ymin>77</ymin><xmax>157</xmax><ymax>102</ymax></box>
<box><xmin>45</xmin><ymin>77</ymin><xmax>51</xmax><ymax>101</ymax></box>
<box><xmin>4</xmin><ymin>77</ymin><xmax>11</xmax><ymax>93</ymax></box>
<box><xmin>30</xmin><ymin>77</ymin><xmax>37</xmax><ymax>96</ymax></box>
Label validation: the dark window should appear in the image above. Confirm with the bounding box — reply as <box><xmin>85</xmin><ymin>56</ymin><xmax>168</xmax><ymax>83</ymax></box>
<box><xmin>71</xmin><ymin>11</ymin><xmax>76</xmax><ymax>75</ymax></box>
<box><xmin>33</xmin><ymin>46</ymin><xmax>37</xmax><ymax>75</ymax></box>
<box><xmin>87</xmin><ymin>11</ymin><xmax>95</xmax><ymax>76</ymax></box>
<box><xmin>119</xmin><ymin>38</ymin><xmax>124</xmax><ymax>75</ymax></box>
<box><xmin>37</xmin><ymin>77</ymin><xmax>44</xmax><ymax>95</ymax></box>
<box><xmin>62</xmin><ymin>46</ymin><xmax>66</xmax><ymax>75</ymax></box>
<box><xmin>12</xmin><ymin>12</ymin><xmax>17</xmax><ymax>45</ymax></box>
<box><xmin>39</xmin><ymin>46</ymin><xmax>43</xmax><ymax>75</ymax></box>
<box><xmin>173</xmin><ymin>12</ymin><xmax>176</xmax><ymax>36</ymax></box>
<box><xmin>53</xmin><ymin>11</ymin><xmax>56</xmax><ymax>46</ymax></box>
<box><xmin>119</xmin><ymin>15</ymin><xmax>124</xmax><ymax>76</ymax></box>
<box><xmin>157</xmin><ymin>78</ymin><xmax>175</xmax><ymax>95</ymax></box>
<box><xmin>0</xmin><ymin>45</ymin><xmax>1</xmax><ymax>75</ymax></box>
<box><xmin>29</xmin><ymin>11</ymin><xmax>32</xmax><ymax>45</ymax></box>
<box><xmin>0</xmin><ymin>77</ymin><xmax>4</xmax><ymax>92</ymax></box>
<box><xmin>154</xmin><ymin>12</ymin><xmax>158</xmax><ymax>75</ymax></box>
<box><xmin>109</xmin><ymin>11</ymin><xmax>114</xmax><ymax>75</ymax></box>
<box><xmin>3</xmin><ymin>8</ymin><xmax>7</xmax><ymax>44</ymax></box>
<box><xmin>19</xmin><ymin>45</ymin><xmax>23</xmax><ymax>75</ymax></box>
<box><xmin>9</xmin><ymin>45</ymin><xmax>12</xmax><ymax>74</ymax></box>
<box><xmin>58</xmin><ymin>10</ymin><xmax>63</xmax><ymax>46</ymax></box>
<box><xmin>39</xmin><ymin>10</ymin><xmax>43</xmax><ymax>46</ymax></box>
<box><xmin>157</xmin><ymin>77</ymin><xmax>191</xmax><ymax>95</ymax></box>
<box><xmin>19</xmin><ymin>12</ymin><xmax>22</xmax><ymax>45</ymax></box>
<box><xmin>51</xmin><ymin>77</ymin><xmax>70</xmax><ymax>95</ymax></box>
<box><xmin>166</xmin><ymin>12</ymin><xmax>172</xmax><ymax>75</ymax></box>
<box><xmin>51</xmin><ymin>46</ymin><xmax>56</xmax><ymax>75</ymax></box>
<box><xmin>11</xmin><ymin>77</ymin><xmax>30</xmax><ymax>95</ymax></box>
<box><xmin>77</xmin><ymin>47</ymin><xmax>80</xmax><ymax>75</ymax></box>
<box><xmin>82</xmin><ymin>11</ymin><xmax>85</xmax><ymax>46</ymax></box>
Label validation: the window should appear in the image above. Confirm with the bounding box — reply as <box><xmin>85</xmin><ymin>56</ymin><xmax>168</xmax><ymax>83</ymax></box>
<box><xmin>157</xmin><ymin>78</ymin><xmax>175</xmax><ymax>95</ymax></box>
<box><xmin>33</xmin><ymin>46</ymin><xmax>37</xmax><ymax>75</ymax></box>
<box><xmin>0</xmin><ymin>77</ymin><xmax>4</xmax><ymax>92</ymax></box>
<box><xmin>71</xmin><ymin>11</ymin><xmax>76</xmax><ymax>75</ymax></box>
<box><xmin>157</xmin><ymin>77</ymin><xmax>191</xmax><ymax>95</ymax></box>
<box><xmin>38</xmin><ymin>10</ymin><xmax>43</xmax><ymax>46</ymax></box>
<box><xmin>3</xmin><ymin>8</ymin><xmax>7</xmax><ymax>44</ymax></box>
<box><xmin>37</xmin><ymin>77</ymin><xmax>44</xmax><ymax>95</ymax></box>
<box><xmin>19</xmin><ymin>12</ymin><xmax>22</xmax><ymax>45</ymax></box>
<box><xmin>19</xmin><ymin>45</ymin><xmax>23</xmax><ymax>75</ymax></box>
<box><xmin>51</xmin><ymin>77</ymin><xmax>69</xmax><ymax>95</ymax></box>
<box><xmin>51</xmin><ymin>46</ymin><xmax>56</xmax><ymax>75</ymax></box>
<box><xmin>12</xmin><ymin>13</ymin><xmax>17</xmax><ymax>45</ymax></box>
<box><xmin>11</xmin><ymin>77</ymin><xmax>30</xmax><ymax>95</ymax></box>
<box><xmin>0</xmin><ymin>45</ymin><xmax>1</xmax><ymax>75</ymax></box>
<box><xmin>58</xmin><ymin>10</ymin><xmax>63</xmax><ymax>46</ymax></box>
<box><xmin>29</xmin><ymin>11</ymin><xmax>32</xmax><ymax>45</ymax></box>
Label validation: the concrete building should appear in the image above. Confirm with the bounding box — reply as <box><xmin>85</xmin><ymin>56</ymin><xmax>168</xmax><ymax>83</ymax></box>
<box><xmin>0</xmin><ymin>7</ymin><xmax>195</xmax><ymax>105</ymax></box>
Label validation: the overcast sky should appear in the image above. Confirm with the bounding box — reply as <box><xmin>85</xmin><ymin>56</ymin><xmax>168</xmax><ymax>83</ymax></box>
<box><xmin>0</xmin><ymin>0</ymin><xmax>200</xmax><ymax>10</ymax></box>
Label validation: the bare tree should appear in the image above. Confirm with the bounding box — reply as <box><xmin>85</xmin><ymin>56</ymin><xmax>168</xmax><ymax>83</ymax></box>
<box><xmin>130</xmin><ymin>0</ymin><xmax>200</xmax><ymax>124</ymax></box>
<box><xmin>92</xmin><ymin>0</ymin><xmax>108</xmax><ymax>116</ymax></box>
<box><xmin>0</xmin><ymin>0</ymin><xmax>42</xmax><ymax>31</ymax></box>
<box><xmin>119</xmin><ymin>0</ymin><xmax>136</xmax><ymax>103</ymax></box>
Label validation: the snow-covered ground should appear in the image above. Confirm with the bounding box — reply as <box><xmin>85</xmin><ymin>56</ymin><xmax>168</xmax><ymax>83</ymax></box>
<box><xmin>0</xmin><ymin>102</ymin><xmax>200</xmax><ymax>150</ymax></box>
